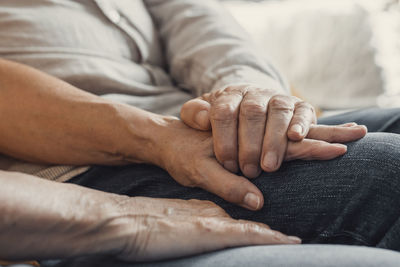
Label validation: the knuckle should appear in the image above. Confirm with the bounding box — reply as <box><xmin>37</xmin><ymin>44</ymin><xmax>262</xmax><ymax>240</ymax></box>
<box><xmin>269</xmin><ymin>230</ymin><xmax>287</xmax><ymax>242</ymax></box>
<box><xmin>180</xmin><ymin>178</ymin><xmax>199</xmax><ymax>188</ymax></box>
<box><xmin>269</xmin><ymin>96</ymin><xmax>294</xmax><ymax>113</ymax></box>
<box><xmin>291</xmin><ymin>96</ymin><xmax>302</xmax><ymax>102</ymax></box>
<box><xmin>210</xmin><ymin>103</ymin><xmax>237</xmax><ymax>121</ymax></box>
<box><xmin>240</xmin><ymin>101</ymin><xmax>267</xmax><ymax>119</ymax></box>
<box><xmin>181</xmin><ymin>170</ymin><xmax>208</xmax><ymax>189</ymax></box>
<box><xmin>319</xmin><ymin>127</ymin><xmax>337</xmax><ymax>143</ymax></box>
<box><xmin>197</xmin><ymin>217</ymin><xmax>225</xmax><ymax>233</ymax></box>
<box><xmin>295</xmin><ymin>100</ymin><xmax>307</xmax><ymax>108</ymax></box>
<box><xmin>327</xmin><ymin>127</ymin><xmax>340</xmax><ymax>142</ymax></box>
<box><xmin>200</xmin><ymin>93</ymin><xmax>211</xmax><ymax>101</ymax></box>
<box><xmin>213</xmin><ymin>86</ymin><xmax>242</xmax><ymax>98</ymax></box>
<box><xmin>225</xmin><ymin>85</ymin><xmax>237</xmax><ymax>93</ymax></box>
<box><xmin>297</xmin><ymin>101</ymin><xmax>316</xmax><ymax>114</ymax></box>
<box><xmin>196</xmin><ymin>218</ymin><xmax>217</xmax><ymax>232</ymax></box>
<box><xmin>225</xmin><ymin>85</ymin><xmax>247</xmax><ymax>94</ymax></box>
<box><xmin>240</xmin><ymin>221</ymin><xmax>262</xmax><ymax>234</ymax></box>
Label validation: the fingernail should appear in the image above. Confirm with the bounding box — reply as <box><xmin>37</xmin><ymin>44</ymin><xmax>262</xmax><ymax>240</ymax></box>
<box><xmin>195</xmin><ymin>110</ymin><xmax>209</xmax><ymax>128</ymax></box>
<box><xmin>243</xmin><ymin>193</ymin><xmax>260</xmax><ymax>210</ymax></box>
<box><xmin>287</xmin><ymin>236</ymin><xmax>302</xmax><ymax>244</ymax></box>
<box><xmin>358</xmin><ymin>125</ymin><xmax>368</xmax><ymax>131</ymax></box>
<box><xmin>224</xmin><ymin>160</ymin><xmax>238</xmax><ymax>173</ymax></box>
<box><xmin>334</xmin><ymin>144</ymin><xmax>347</xmax><ymax>150</ymax></box>
<box><xmin>243</xmin><ymin>164</ymin><xmax>260</xmax><ymax>178</ymax></box>
<box><xmin>290</xmin><ymin>124</ymin><xmax>303</xmax><ymax>135</ymax></box>
<box><xmin>263</xmin><ymin>152</ymin><xmax>277</xmax><ymax>170</ymax></box>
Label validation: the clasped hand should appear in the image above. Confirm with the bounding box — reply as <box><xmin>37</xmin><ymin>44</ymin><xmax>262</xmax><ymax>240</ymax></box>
<box><xmin>156</xmin><ymin>84</ymin><xmax>367</xmax><ymax>210</ymax></box>
<box><xmin>181</xmin><ymin>85</ymin><xmax>366</xmax><ymax>177</ymax></box>
<box><xmin>114</xmin><ymin>85</ymin><xmax>367</xmax><ymax>261</ymax></box>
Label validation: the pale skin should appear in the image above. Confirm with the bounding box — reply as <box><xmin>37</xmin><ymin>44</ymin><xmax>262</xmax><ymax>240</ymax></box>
<box><xmin>182</xmin><ymin>85</ymin><xmax>321</xmax><ymax>177</ymax></box>
<box><xmin>0</xmin><ymin>59</ymin><xmax>367</xmax><ymax>261</ymax></box>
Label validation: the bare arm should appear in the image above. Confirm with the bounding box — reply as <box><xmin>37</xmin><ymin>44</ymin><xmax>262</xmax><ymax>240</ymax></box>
<box><xmin>0</xmin><ymin>170</ymin><xmax>298</xmax><ymax>262</ymax></box>
<box><xmin>0</xmin><ymin>58</ymin><xmax>365</xmax><ymax>211</ymax></box>
<box><xmin>0</xmin><ymin>58</ymin><xmax>162</xmax><ymax>166</ymax></box>
<box><xmin>0</xmin><ymin>170</ymin><xmax>124</xmax><ymax>260</ymax></box>
<box><xmin>0</xmin><ymin>59</ymin><xmax>296</xmax><ymax>261</ymax></box>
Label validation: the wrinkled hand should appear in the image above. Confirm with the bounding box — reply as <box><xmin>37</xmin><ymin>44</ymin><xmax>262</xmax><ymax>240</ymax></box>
<box><xmin>154</xmin><ymin>117</ymin><xmax>366</xmax><ymax>210</ymax></box>
<box><xmin>181</xmin><ymin>85</ymin><xmax>365</xmax><ymax>178</ymax></box>
<box><xmin>114</xmin><ymin>196</ymin><xmax>300</xmax><ymax>262</ymax></box>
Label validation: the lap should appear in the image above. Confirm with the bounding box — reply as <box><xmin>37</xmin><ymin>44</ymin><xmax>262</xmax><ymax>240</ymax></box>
<box><xmin>318</xmin><ymin>107</ymin><xmax>400</xmax><ymax>133</ymax></box>
<box><xmin>40</xmin><ymin>245</ymin><xmax>400</xmax><ymax>267</ymax></box>
<box><xmin>69</xmin><ymin>132</ymin><xmax>400</xmax><ymax>249</ymax></box>
<box><xmin>59</xmin><ymin>107</ymin><xmax>400</xmax><ymax>266</ymax></box>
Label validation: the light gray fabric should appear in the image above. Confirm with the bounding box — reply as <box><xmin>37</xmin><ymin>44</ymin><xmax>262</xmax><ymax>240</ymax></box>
<box><xmin>0</xmin><ymin>0</ymin><xmax>190</xmax><ymax>116</ymax></box>
<box><xmin>133</xmin><ymin>245</ymin><xmax>400</xmax><ymax>267</ymax></box>
<box><xmin>143</xmin><ymin>0</ymin><xmax>289</xmax><ymax>96</ymax></box>
<box><xmin>38</xmin><ymin>245</ymin><xmax>400</xmax><ymax>267</ymax></box>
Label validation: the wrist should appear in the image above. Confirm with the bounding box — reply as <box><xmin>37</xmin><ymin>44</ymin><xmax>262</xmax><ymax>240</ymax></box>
<box><xmin>93</xmin><ymin>195</ymin><xmax>154</xmax><ymax>260</ymax></box>
<box><xmin>140</xmin><ymin>115</ymin><xmax>183</xmax><ymax>169</ymax></box>
<box><xmin>83</xmin><ymin>193</ymin><xmax>137</xmax><ymax>257</ymax></box>
<box><xmin>0</xmin><ymin>173</ymin><xmax>130</xmax><ymax>260</ymax></box>
<box><xmin>105</xmin><ymin>102</ymin><xmax>175</xmax><ymax>167</ymax></box>
<box><xmin>128</xmin><ymin>113</ymin><xmax>186</xmax><ymax>170</ymax></box>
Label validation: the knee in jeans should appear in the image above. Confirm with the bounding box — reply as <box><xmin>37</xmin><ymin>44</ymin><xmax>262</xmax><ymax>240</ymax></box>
<box><xmin>316</xmin><ymin>133</ymin><xmax>400</xmax><ymax>246</ymax></box>
<box><xmin>344</xmin><ymin>132</ymin><xmax>400</xmax><ymax>191</ymax></box>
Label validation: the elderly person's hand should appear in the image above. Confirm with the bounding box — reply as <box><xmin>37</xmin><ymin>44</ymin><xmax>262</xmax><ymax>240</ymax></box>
<box><xmin>114</xmin><ymin>197</ymin><xmax>300</xmax><ymax>262</ymax></box>
<box><xmin>154</xmin><ymin>117</ymin><xmax>366</xmax><ymax>211</ymax></box>
<box><xmin>0</xmin><ymin>170</ymin><xmax>299</xmax><ymax>262</ymax></box>
<box><xmin>180</xmin><ymin>85</ymin><xmax>367</xmax><ymax>178</ymax></box>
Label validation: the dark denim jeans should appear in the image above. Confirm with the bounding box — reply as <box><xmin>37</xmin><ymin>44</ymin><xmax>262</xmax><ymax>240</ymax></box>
<box><xmin>42</xmin><ymin>108</ymin><xmax>400</xmax><ymax>266</ymax></box>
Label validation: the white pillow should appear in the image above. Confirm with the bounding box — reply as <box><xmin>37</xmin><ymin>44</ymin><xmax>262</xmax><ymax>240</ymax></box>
<box><xmin>371</xmin><ymin>2</ymin><xmax>400</xmax><ymax>107</ymax></box>
<box><xmin>224</xmin><ymin>0</ymin><xmax>399</xmax><ymax>110</ymax></box>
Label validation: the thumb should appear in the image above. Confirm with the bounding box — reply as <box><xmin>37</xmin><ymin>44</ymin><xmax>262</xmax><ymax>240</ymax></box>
<box><xmin>198</xmin><ymin>159</ymin><xmax>264</xmax><ymax>210</ymax></box>
<box><xmin>181</xmin><ymin>98</ymin><xmax>211</xmax><ymax>130</ymax></box>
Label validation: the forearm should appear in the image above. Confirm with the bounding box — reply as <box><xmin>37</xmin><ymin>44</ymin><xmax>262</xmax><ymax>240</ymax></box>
<box><xmin>0</xmin><ymin>58</ymin><xmax>164</xmax><ymax>166</ymax></box>
<box><xmin>0</xmin><ymin>170</ymin><xmax>128</xmax><ymax>260</ymax></box>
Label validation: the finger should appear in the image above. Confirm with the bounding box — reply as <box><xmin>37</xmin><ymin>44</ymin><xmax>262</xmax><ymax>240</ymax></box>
<box><xmin>261</xmin><ymin>95</ymin><xmax>295</xmax><ymax>172</ymax></box>
<box><xmin>287</xmin><ymin>101</ymin><xmax>317</xmax><ymax>141</ymax></box>
<box><xmin>338</xmin><ymin>122</ymin><xmax>358</xmax><ymax>127</ymax></box>
<box><xmin>205</xmin><ymin>218</ymin><xmax>301</xmax><ymax>247</ymax></box>
<box><xmin>210</xmin><ymin>93</ymin><xmax>243</xmax><ymax>173</ymax></box>
<box><xmin>197</xmin><ymin>158</ymin><xmax>264</xmax><ymax>211</ymax></box>
<box><xmin>285</xmin><ymin>138</ymin><xmax>347</xmax><ymax>161</ymax></box>
<box><xmin>307</xmin><ymin>124</ymin><xmax>368</xmax><ymax>143</ymax></box>
<box><xmin>180</xmin><ymin>98</ymin><xmax>211</xmax><ymax>130</ymax></box>
<box><xmin>238</xmin><ymin>91</ymin><xmax>269</xmax><ymax>178</ymax></box>
<box><xmin>230</xmin><ymin>219</ymin><xmax>301</xmax><ymax>245</ymax></box>
<box><xmin>157</xmin><ymin>217</ymin><xmax>300</xmax><ymax>261</ymax></box>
